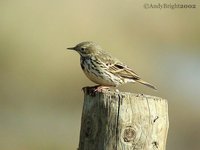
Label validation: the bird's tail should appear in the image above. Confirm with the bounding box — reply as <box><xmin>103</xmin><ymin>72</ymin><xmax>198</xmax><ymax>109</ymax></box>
<box><xmin>137</xmin><ymin>79</ymin><xmax>157</xmax><ymax>90</ymax></box>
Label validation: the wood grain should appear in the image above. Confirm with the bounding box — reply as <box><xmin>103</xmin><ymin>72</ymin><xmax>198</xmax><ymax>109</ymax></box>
<box><xmin>78</xmin><ymin>87</ymin><xmax>169</xmax><ymax>150</ymax></box>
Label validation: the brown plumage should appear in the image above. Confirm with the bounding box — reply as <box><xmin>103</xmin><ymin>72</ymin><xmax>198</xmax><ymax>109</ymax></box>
<box><xmin>68</xmin><ymin>41</ymin><xmax>157</xmax><ymax>90</ymax></box>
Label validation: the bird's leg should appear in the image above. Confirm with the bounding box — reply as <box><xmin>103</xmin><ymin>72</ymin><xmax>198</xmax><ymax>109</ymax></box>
<box><xmin>82</xmin><ymin>85</ymin><xmax>110</xmax><ymax>95</ymax></box>
<box><xmin>83</xmin><ymin>85</ymin><xmax>114</xmax><ymax>96</ymax></box>
<box><xmin>93</xmin><ymin>85</ymin><xmax>111</xmax><ymax>92</ymax></box>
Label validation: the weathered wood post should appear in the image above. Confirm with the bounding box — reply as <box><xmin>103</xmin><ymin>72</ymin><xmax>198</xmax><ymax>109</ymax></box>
<box><xmin>78</xmin><ymin>87</ymin><xmax>169</xmax><ymax>150</ymax></box>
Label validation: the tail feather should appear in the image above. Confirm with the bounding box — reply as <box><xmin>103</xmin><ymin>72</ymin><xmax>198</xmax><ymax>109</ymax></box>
<box><xmin>137</xmin><ymin>79</ymin><xmax>157</xmax><ymax>90</ymax></box>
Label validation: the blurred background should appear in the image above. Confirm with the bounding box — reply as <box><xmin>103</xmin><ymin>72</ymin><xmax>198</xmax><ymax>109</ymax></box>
<box><xmin>0</xmin><ymin>0</ymin><xmax>200</xmax><ymax>149</ymax></box>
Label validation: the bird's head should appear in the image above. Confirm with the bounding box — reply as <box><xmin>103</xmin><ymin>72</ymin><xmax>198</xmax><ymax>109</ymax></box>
<box><xmin>67</xmin><ymin>41</ymin><xmax>101</xmax><ymax>57</ymax></box>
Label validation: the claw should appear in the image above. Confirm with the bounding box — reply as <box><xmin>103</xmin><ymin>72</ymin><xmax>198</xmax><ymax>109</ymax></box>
<box><xmin>82</xmin><ymin>85</ymin><xmax>112</xmax><ymax>97</ymax></box>
<box><xmin>94</xmin><ymin>86</ymin><xmax>110</xmax><ymax>92</ymax></box>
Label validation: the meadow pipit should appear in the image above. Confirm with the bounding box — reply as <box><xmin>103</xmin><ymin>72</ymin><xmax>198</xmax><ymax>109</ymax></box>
<box><xmin>68</xmin><ymin>41</ymin><xmax>157</xmax><ymax>91</ymax></box>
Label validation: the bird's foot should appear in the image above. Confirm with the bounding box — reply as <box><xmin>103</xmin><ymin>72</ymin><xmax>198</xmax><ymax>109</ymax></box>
<box><xmin>93</xmin><ymin>85</ymin><xmax>111</xmax><ymax>92</ymax></box>
<box><xmin>82</xmin><ymin>85</ymin><xmax>111</xmax><ymax>96</ymax></box>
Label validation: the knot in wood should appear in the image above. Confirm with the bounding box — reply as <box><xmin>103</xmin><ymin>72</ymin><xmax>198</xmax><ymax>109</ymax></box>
<box><xmin>123</xmin><ymin>127</ymin><xmax>136</xmax><ymax>142</ymax></box>
<box><xmin>152</xmin><ymin>141</ymin><xmax>159</xmax><ymax>149</ymax></box>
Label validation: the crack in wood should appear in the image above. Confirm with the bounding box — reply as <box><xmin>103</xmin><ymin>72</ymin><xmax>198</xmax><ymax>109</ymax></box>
<box><xmin>79</xmin><ymin>87</ymin><xmax>169</xmax><ymax>150</ymax></box>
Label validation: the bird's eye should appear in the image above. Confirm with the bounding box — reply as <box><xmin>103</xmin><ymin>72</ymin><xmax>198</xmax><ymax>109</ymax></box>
<box><xmin>81</xmin><ymin>47</ymin><xmax>85</xmax><ymax>51</ymax></box>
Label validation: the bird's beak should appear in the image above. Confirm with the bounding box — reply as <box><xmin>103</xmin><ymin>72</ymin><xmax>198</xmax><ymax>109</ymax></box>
<box><xmin>67</xmin><ymin>47</ymin><xmax>75</xmax><ymax>50</ymax></box>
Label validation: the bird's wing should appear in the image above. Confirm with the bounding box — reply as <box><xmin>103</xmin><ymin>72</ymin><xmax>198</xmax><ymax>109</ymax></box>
<box><xmin>108</xmin><ymin>61</ymin><xmax>140</xmax><ymax>80</ymax></box>
<box><xmin>98</xmin><ymin>53</ymin><xmax>140</xmax><ymax>80</ymax></box>
<box><xmin>96</xmin><ymin>51</ymin><xmax>157</xmax><ymax>90</ymax></box>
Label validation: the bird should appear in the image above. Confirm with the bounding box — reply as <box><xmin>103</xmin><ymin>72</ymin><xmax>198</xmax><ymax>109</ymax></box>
<box><xmin>67</xmin><ymin>41</ymin><xmax>157</xmax><ymax>91</ymax></box>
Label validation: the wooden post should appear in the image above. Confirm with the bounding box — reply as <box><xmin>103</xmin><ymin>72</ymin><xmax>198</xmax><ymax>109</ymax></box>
<box><xmin>78</xmin><ymin>87</ymin><xmax>169</xmax><ymax>150</ymax></box>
